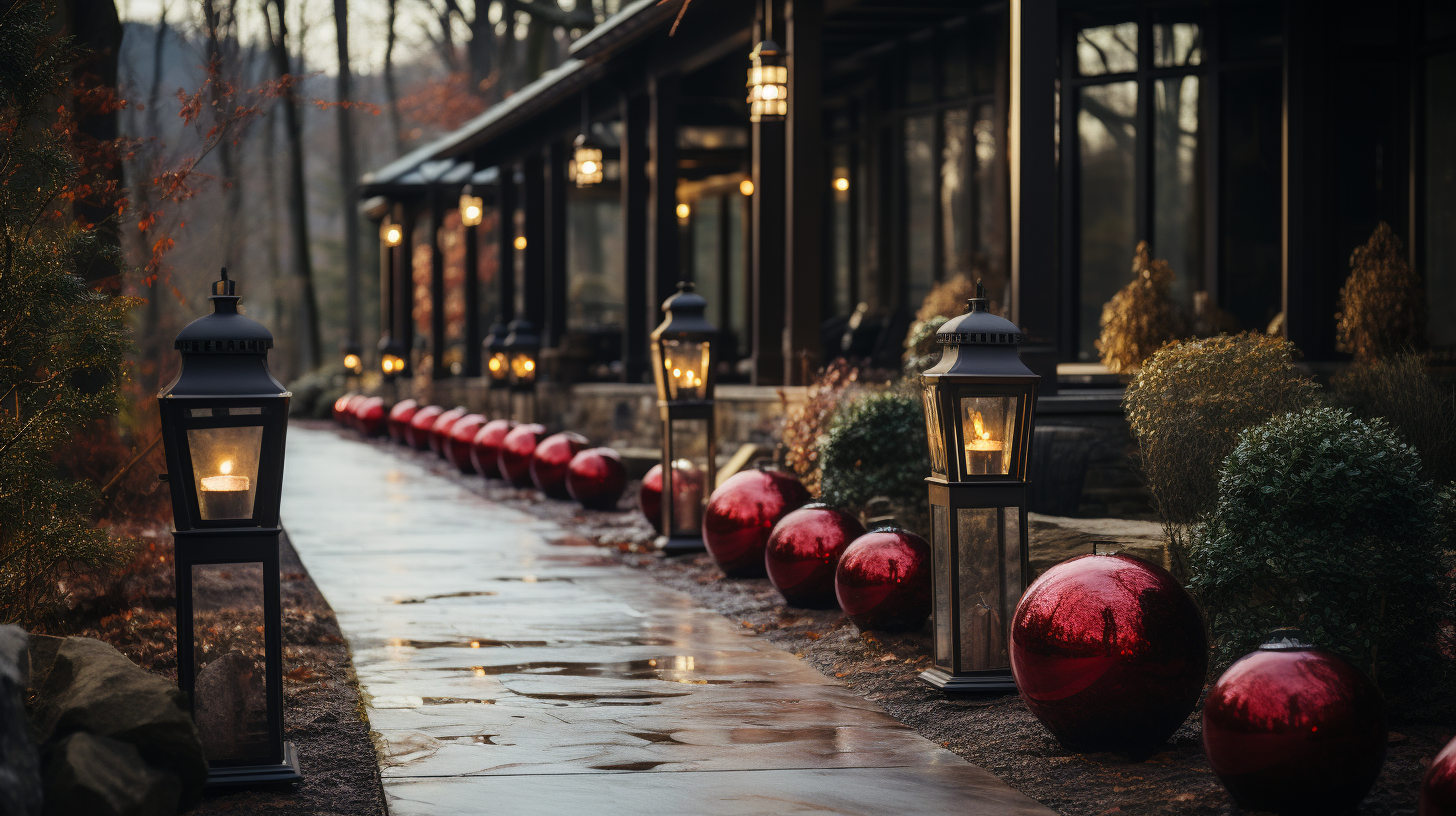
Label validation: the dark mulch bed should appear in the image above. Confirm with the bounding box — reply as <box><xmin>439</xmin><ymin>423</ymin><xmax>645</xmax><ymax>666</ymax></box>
<box><xmin>40</xmin><ymin>524</ymin><xmax>386</xmax><ymax>816</ymax></box>
<box><xmin>369</xmin><ymin>422</ymin><xmax>1454</xmax><ymax>816</ymax></box>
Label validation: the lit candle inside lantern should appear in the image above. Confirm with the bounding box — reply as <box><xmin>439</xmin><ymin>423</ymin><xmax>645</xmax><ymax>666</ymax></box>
<box><xmin>200</xmin><ymin>459</ymin><xmax>252</xmax><ymax>519</ymax></box>
<box><xmin>963</xmin><ymin>410</ymin><xmax>1005</xmax><ymax>475</ymax></box>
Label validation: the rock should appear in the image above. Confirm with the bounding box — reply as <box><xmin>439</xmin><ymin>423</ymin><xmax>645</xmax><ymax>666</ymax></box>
<box><xmin>41</xmin><ymin>732</ymin><xmax>180</xmax><ymax>816</ymax></box>
<box><xmin>194</xmin><ymin>651</ymin><xmax>265</xmax><ymax>760</ymax></box>
<box><xmin>32</xmin><ymin>637</ymin><xmax>207</xmax><ymax>809</ymax></box>
<box><xmin>25</xmin><ymin>633</ymin><xmax>62</xmax><ymax>693</ymax></box>
<box><xmin>0</xmin><ymin>625</ymin><xmax>41</xmax><ymax>816</ymax></box>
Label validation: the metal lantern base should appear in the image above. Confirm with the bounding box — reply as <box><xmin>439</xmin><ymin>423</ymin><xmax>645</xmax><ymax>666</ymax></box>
<box><xmin>918</xmin><ymin>667</ymin><xmax>1017</xmax><ymax>694</ymax></box>
<box><xmin>655</xmin><ymin>534</ymin><xmax>706</xmax><ymax>555</ymax></box>
<box><xmin>205</xmin><ymin>742</ymin><xmax>302</xmax><ymax>789</ymax></box>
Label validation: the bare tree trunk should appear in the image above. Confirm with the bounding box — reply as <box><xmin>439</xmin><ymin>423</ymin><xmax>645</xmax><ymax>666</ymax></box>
<box><xmin>383</xmin><ymin>0</ymin><xmax>405</xmax><ymax>155</ymax></box>
<box><xmin>332</xmin><ymin>0</ymin><xmax>361</xmax><ymax>349</ymax></box>
<box><xmin>263</xmin><ymin>0</ymin><xmax>322</xmax><ymax>371</ymax></box>
<box><xmin>263</xmin><ymin>108</ymin><xmax>293</xmax><ymax>380</ymax></box>
<box><xmin>500</xmin><ymin>0</ymin><xmax>517</xmax><ymax>94</ymax></box>
<box><xmin>202</xmin><ymin>0</ymin><xmax>241</xmax><ymax>274</ymax></box>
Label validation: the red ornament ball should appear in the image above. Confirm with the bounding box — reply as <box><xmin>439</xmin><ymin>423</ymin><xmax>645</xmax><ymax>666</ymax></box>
<box><xmin>1203</xmin><ymin>631</ymin><xmax>1386</xmax><ymax>815</ymax></box>
<box><xmin>470</xmin><ymin>419</ymin><xmax>515</xmax><ymax>478</ymax></box>
<box><xmin>531</xmin><ymin>432</ymin><xmax>590</xmax><ymax>498</ymax></box>
<box><xmin>405</xmin><ymin>405</ymin><xmax>444</xmax><ymax>450</ymax></box>
<box><xmin>498</xmin><ymin>423</ymin><xmax>547</xmax><ymax>486</ymax></box>
<box><xmin>566</xmin><ymin>448</ymin><xmax>627</xmax><ymax>510</ymax></box>
<box><xmin>703</xmin><ymin>469</ymin><xmax>811</xmax><ymax>577</ymax></box>
<box><xmin>1422</xmin><ymin>735</ymin><xmax>1456</xmax><ymax>816</ymax></box>
<box><xmin>1010</xmin><ymin>554</ymin><xmax>1207</xmax><ymax>753</ymax></box>
<box><xmin>834</xmin><ymin>528</ymin><xmax>931</xmax><ymax>631</ymax></box>
<box><xmin>445</xmin><ymin>414</ymin><xmax>488</xmax><ymax>472</ymax></box>
<box><xmin>357</xmin><ymin>396</ymin><xmax>387</xmax><ymax>437</ymax></box>
<box><xmin>428</xmin><ymin>406</ymin><xmax>469</xmax><ymax>455</ymax></box>
<box><xmin>344</xmin><ymin>394</ymin><xmax>367</xmax><ymax>430</ymax></box>
<box><xmin>333</xmin><ymin>393</ymin><xmax>356</xmax><ymax>424</ymax></box>
<box><xmin>637</xmin><ymin>462</ymin><xmax>707</xmax><ymax>535</ymax></box>
<box><xmin>387</xmin><ymin>399</ymin><xmax>418</xmax><ymax>443</ymax></box>
<box><xmin>766</xmin><ymin>504</ymin><xmax>865</xmax><ymax>608</ymax></box>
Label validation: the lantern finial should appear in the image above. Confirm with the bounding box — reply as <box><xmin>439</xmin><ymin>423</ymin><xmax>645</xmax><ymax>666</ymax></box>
<box><xmin>677</xmin><ymin>281</ymin><xmax>694</xmax><ymax>294</ymax></box>
<box><xmin>966</xmin><ymin>278</ymin><xmax>989</xmax><ymax>314</ymax></box>
<box><xmin>213</xmin><ymin>267</ymin><xmax>236</xmax><ymax>298</ymax></box>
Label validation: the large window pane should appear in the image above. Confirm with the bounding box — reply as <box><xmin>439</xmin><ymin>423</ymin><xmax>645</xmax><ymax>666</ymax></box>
<box><xmin>1153</xmin><ymin>75</ymin><xmax>1202</xmax><ymax>309</ymax></box>
<box><xmin>832</xmin><ymin>146</ymin><xmax>853</xmax><ymax>317</ymax></box>
<box><xmin>905</xmin><ymin>115</ymin><xmax>935</xmax><ymax>309</ymax></box>
<box><xmin>1077</xmin><ymin>23</ymin><xmax>1137</xmax><ymax>76</ymax></box>
<box><xmin>567</xmin><ymin>194</ymin><xmax>624</xmax><ymax>332</ymax></box>
<box><xmin>1152</xmin><ymin>23</ymin><xmax>1202</xmax><ymax>67</ymax></box>
<box><xmin>727</xmin><ymin>193</ymin><xmax>748</xmax><ymax>359</ymax></box>
<box><xmin>942</xmin><ymin>109</ymin><xmax>970</xmax><ymax>281</ymax></box>
<box><xmin>439</xmin><ymin>210</ymin><xmax>467</xmax><ymax>374</ymax></box>
<box><xmin>476</xmin><ymin>206</ymin><xmax>500</xmax><ymax>331</ymax></box>
<box><xmin>693</xmin><ymin>196</ymin><xmax>722</xmax><ymax>321</ymax></box>
<box><xmin>973</xmin><ymin>104</ymin><xmax>1000</xmax><ymax>291</ymax></box>
<box><xmin>1078</xmin><ymin>81</ymin><xmax>1138</xmax><ymax>360</ymax></box>
<box><xmin>1220</xmin><ymin>68</ymin><xmax>1281</xmax><ymax>332</ymax></box>
<box><xmin>411</xmin><ymin>220</ymin><xmax>432</xmax><ymax>365</ymax></box>
<box><xmin>1427</xmin><ymin>52</ymin><xmax>1456</xmax><ymax>347</ymax></box>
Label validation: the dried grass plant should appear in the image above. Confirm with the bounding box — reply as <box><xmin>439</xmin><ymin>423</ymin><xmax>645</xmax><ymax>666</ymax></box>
<box><xmin>1097</xmin><ymin>242</ymin><xmax>1186</xmax><ymax>374</ymax></box>
<box><xmin>1335</xmin><ymin>222</ymin><xmax>1428</xmax><ymax>362</ymax></box>
<box><xmin>779</xmin><ymin>359</ymin><xmax>862</xmax><ymax>498</ymax></box>
<box><xmin>1332</xmin><ymin>353</ymin><xmax>1456</xmax><ymax>485</ymax></box>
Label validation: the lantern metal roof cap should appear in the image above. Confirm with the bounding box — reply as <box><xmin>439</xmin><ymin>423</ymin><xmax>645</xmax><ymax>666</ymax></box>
<box><xmin>936</xmin><ymin>280</ymin><xmax>1023</xmax><ymax>346</ymax></box>
<box><xmin>160</xmin><ymin>269</ymin><xmax>289</xmax><ymax>398</ymax></box>
<box><xmin>924</xmin><ymin>279</ymin><xmax>1037</xmax><ymax>380</ymax></box>
<box><xmin>482</xmin><ymin>322</ymin><xmax>510</xmax><ymax>352</ymax></box>
<box><xmin>652</xmin><ymin>281</ymin><xmax>716</xmax><ymax>339</ymax></box>
<box><xmin>503</xmin><ymin>318</ymin><xmax>540</xmax><ymax>350</ymax></box>
<box><xmin>751</xmin><ymin>39</ymin><xmax>782</xmax><ymax>61</ymax></box>
<box><xmin>378</xmin><ymin>334</ymin><xmax>406</xmax><ymax>356</ymax></box>
<box><xmin>573</xmin><ymin>131</ymin><xmax>603</xmax><ymax>151</ymax></box>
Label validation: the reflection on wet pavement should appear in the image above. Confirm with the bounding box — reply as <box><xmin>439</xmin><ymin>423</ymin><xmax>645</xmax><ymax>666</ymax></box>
<box><xmin>281</xmin><ymin>426</ymin><xmax>1054</xmax><ymax>816</ymax></box>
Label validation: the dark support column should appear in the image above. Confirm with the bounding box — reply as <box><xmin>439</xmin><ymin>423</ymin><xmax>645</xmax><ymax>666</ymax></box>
<box><xmin>394</xmin><ymin>201</ymin><xmax>416</xmax><ymax>375</ymax></box>
<box><xmin>523</xmin><ymin>151</ymin><xmax>547</xmax><ymax>331</ymax></box>
<box><xmin>622</xmin><ymin>93</ymin><xmax>650</xmax><ymax>383</ymax></box>
<box><xmin>784</xmin><ymin>0</ymin><xmax>823</xmax><ymax>385</ymax></box>
<box><xmin>429</xmin><ymin>191</ymin><xmax>447</xmax><ymax>379</ymax></box>
<box><xmin>1009</xmin><ymin>0</ymin><xmax>1059</xmax><ymax>394</ymax></box>
<box><xmin>648</xmin><ymin>73</ymin><xmax>681</xmax><ymax>311</ymax></box>
<box><xmin>544</xmin><ymin>141</ymin><xmax>569</xmax><ymax>349</ymax></box>
<box><xmin>463</xmin><ymin>200</ymin><xmax>481</xmax><ymax>377</ymax></box>
<box><xmin>752</xmin><ymin>120</ymin><xmax>787</xmax><ymax>386</ymax></box>
<box><xmin>1282</xmin><ymin>6</ymin><xmax>1329</xmax><ymax>358</ymax></box>
<box><xmin>379</xmin><ymin>213</ymin><xmax>393</xmax><ymax>348</ymax></box>
<box><xmin>496</xmin><ymin>167</ymin><xmax>518</xmax><ymax>323</ymax></box>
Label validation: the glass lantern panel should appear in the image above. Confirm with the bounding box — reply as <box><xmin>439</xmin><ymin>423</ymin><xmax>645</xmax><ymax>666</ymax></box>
<box><xmin>191</xmin><ymin>562</ymin><xmax>271</xmax><ymax>762</ymax></box>
<box><xmin>665</xmin><ymin>417</ymin><xmax>711</xmax><ymax>537</ymax></box>
<box><xmin>510</xmin><ymin>352</ymin><xmax>536</xmax><ymax>384</ymax></box>
<box><xmin>959</xmin><ymin>395</ymin><xmax>1020</xmax><ymax>476</ymax></box>
<box><xmin>931</xmin><ymin>503</ymin><xmax>953</xmax><ymax>670</ymax></box>
<box><xmin>955</xmin><ymin>507</ymin><xmax>1020</xmax><ymax>673</ymax></box>
<box><xmin>488</xmin><ymin>351</ymin><xmax>509</xmax><ymax>381</ymax></box>
<box><xmin>922</xmin><ymin>386</ymin><xmax>947</xmax><ymax>477</ymax></box>
<box><xmin>187</xmin><ymin>425</ymin><xmax>264</xmax><ymax>520</ymax></box>
<box><xmin>661</xmin><ymin>339</ymin><xmax>710</xmax><ymax>401</ymax></box>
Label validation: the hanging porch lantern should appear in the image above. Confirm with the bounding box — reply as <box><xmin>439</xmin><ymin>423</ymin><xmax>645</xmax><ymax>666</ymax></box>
<box><xmin>746</xmin><ymin>39</ymin><xmax>787</xmax><ymax>123</ymax></box>
<box><xmin>157</xmin><ymin>269</ymin><xmax>302</xmax><ymax>786</ymax></box>
<box><xmin>650</xmin><ymin>281</ymin><xmax>717</xmax><ymax>554</ymax></box>
<box><xmin>572</xmin><ymin>133</ymin><xmax>604</xmax><ymax>189</ymax></box>
<box><xmin>380</xmin><ymin>218</ymin><xmax>403</xmax><ymax>247</ymax></box>
<box><xmin>918</xmin><ymin>280</ymin><xmax>1039</xmax><ymax>693</ymax></box>
<box><xmin>458</xmin><ymin>185</ymin><xmax>484</xmax><ymax>227</ymax></box>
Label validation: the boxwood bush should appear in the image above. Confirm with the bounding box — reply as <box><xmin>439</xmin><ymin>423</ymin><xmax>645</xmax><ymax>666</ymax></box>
<box><xmin>1189</xmin><ymin>407</ymin><xmax>1445</xmax><ymax>690</ymax></box>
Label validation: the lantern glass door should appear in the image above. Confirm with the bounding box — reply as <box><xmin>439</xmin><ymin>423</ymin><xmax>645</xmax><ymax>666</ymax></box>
<box><xmin>922</xmin><ymin>386</ymin><xmax>949</xmax><ymax>478</ymax></box>
<box><xmin>656</xmin><ymin>339</ymin><xmax>710</xmax><ymax>401</ymax></box>
<box><xmin>959</xmin><ymin>395</ymin><xmax>1020</xmax><ymax>476</ymax></box>
<box><xmin>955</xmin><ymin>506</ymin><xmax>1022</xmax><ymax>671</ymax></box>
<box><xmin>665</xmin><ymin>418</ymin><xmax>710</xmax><ymax>536</ymax></box>
<box><xmin>190</xmin><ymin>561</ymin><xmax>274</xmax><ymax>764</ymax></box>
<box><xmin>931</xmin><ymin>504</ymin><xmax>953</xmax><ymax>670</ymax></box>
<box><xmin>187</xmin><ymin>423</ymin><xmax>264</xmax><ymax>521</ymax></box>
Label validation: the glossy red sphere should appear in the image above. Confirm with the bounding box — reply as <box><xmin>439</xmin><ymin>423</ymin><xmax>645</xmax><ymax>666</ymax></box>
<box><xmin>499</xmin><ymin>423</ymin><xmax>547</xmax><ymax>486</ymax></box>
<box><xmin>530</xmin><ymin>432</ymin><xmax>590</xmax><ymax>498</ymax></box>
<box><xmin>445</xmin><ymin>414</ymin><xmax>488</xmax><ymax>472</ymax></box>
<box><xmin>1421</xmin><ymin>735</ymin><xmax>1456</xmax><ymax>816</ymax></box>
<box><xmin>834</xmin><ymin>529</ymin><xmax>931</xmax><ymax>631</ymax></box>
<box><xmin>1204</xmin><ymin>634</ymin><xmax>1386</xmax><ymax>815</ymax></box>
<box><xmin>766</xmin><ymin>504</ymin><xmax>866</xmax><ymax>608</ymax></box>
<box><xmin>637</xmin><ymin>462</ymin><xmax>707</xmax><ymax>535</ymax></box>
<box><xmin>1010</xmin><ymin>554</ymin><xmax>1207</xmax><ymax>753</ymax></box>
<box><xmin>333</xmin><ymin>392</ymin><xmax>356</xmax><ymax>424</ymax></box>
<box><xmin>566</xmin><ymin>448</ymin><xmax>627</xmax><ymax>510</ymax></box>
<box><xmin>703</xmin><ymin>470</ymin><xmax>811</xmax><ymax>577</ymax></box>
<box><xmin>357</xmin><ymin>396</ymin><xmax>387</xmax><ymax>436</ymax></box>
<box><xmin>469</xmin><ymin>419</ymin><xmax>515</xmax><ymax>478</ymax></box>
<box><xmin>344</xmin><ymin>394</ymin><xmax>367</xmax><ymax>430</ymax></box>
<box><xmin>405</xmin><ymin>405</ymin><xmax>444</xmax><ymax>450</ymax></box>
<box><xmin>387</xmin><ymin>399</ymin><xmax>419</xmax><ymax>443</ymax></box>
<box><xmin>428</xmin><ymin>406</ymin><xmax>469</xmax><ymax>455</ymax></box>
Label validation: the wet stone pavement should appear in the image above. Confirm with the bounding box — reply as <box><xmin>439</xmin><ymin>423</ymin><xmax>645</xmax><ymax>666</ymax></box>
<box><xmin>281</xmin><ymin>426</ymin><xmax>1054</xmax><ymax>815</ymax></box>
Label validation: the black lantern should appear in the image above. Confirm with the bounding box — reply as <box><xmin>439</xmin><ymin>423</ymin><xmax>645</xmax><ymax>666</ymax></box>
<box><xmin>378</xmin><ymin>335</ymin><xmax>407</xmax><ymax>379</ymax></box>
<box><xmin>917</xmin><ymin>281</ymin><xmax>1039</xmax><ymax>693</ymax></box>
<box><xmin>157</xmin><ymin>269</ymin><xmax>302</xmax><ymax>786</ymax></box>
<box><xmin>746</xmin><ymin>39</ymin><xmax>786</xmax><ymax>123</ymax></box>
<box><xmin>650</xmin><ymin>282</ymin><xmax>717</xmax><ymax>554</ymax></box>
<box><xmin>503</xmin><ymin>318</ymin><xmax>539</xmax><ymax>422</ymax></box>
<box><xmin>340</xmin><ymin>339</ymin><xmax>363</xmax><ymax>377</ymax></box>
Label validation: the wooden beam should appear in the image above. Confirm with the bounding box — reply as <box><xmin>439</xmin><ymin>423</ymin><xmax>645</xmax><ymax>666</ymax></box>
<box><xmin>785</xmin><ymin>0</ymin><xmax>824</xmax><ymax>385</ymax></box>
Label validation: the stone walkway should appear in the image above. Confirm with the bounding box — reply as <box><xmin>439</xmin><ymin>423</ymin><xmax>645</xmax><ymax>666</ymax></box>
<box><xmin>280</xmin><ymin>426</ymin><xmax>1054</xmax><ymax>816</ymax></box>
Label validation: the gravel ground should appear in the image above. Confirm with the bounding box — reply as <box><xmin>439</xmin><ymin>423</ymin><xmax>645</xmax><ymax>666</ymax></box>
<box><xmin>346</xmin><ymin>424</ymin><xmax>1453</xmax><ymax>815</ymax></box>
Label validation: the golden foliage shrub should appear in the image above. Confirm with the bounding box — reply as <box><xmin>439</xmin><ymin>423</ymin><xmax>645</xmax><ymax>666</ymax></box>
<box><xmin>1335</xmin><ymin>221</ymin><xmax>1428</xmax><ymax>362</ymax></box>
<box><xmin>1096</xmin><ymin>241</ymin><xmax>1186</xmax><ymax>374</ymax></box>
<box><xmin>779</xmin><ymin>360</ymin><xmax>862</xmax><ymax>498</ymax></box>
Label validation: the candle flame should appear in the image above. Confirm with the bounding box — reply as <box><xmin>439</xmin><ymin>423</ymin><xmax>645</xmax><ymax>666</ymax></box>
<box><xmin>971</xmin><ymin>411</ymin><xmax>988</xmax><ymax>441</ymax></box>
<box><xmin>220</xmin><ymin>460</ymin><xmax>233</xmax><ymax>475</ymax></box>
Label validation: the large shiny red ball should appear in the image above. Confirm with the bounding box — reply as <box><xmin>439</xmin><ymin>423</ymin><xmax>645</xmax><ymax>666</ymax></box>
<box><xmin>445</xmin><ymin>414</ymin><xmax>488</xmax><ymax>472</ymax></box>
<box><xmin>333</xmin><ymin>392</ymin><xmax>356</xmax><ymax>424</ymax></box>
<box><xmin>1204</xmin><ymin>632</ymin><xmax>1386</xmax><ymax>815</ymax></box>
<box><xmin>638</xmin><ymin>462</ymin><xmax>706</xmax><ymax>535</ymax></box>
<box><xmin>531</xmin><ymin>432</ymin><xmax>590</xmax><ymax>498</ymax></box>
<box><xmin>1010</xmin><ymin>554</ymin><xmax>1207</xmax><ymax>753</ymax></box>
<box><xmin>470</xmin><ymin>419</ymin><xmax>515</xmax><ymax>478</ymax></box>
<box><xmin>766</xmin><ymin>504</ymin><xmax>865</xmax><ymax>608</ymax></box>
<box><xmin>405</xmin><ymin>405</ymin><xmax>444</xmax><ymax>450</ymax></box>
<box><xmin>387</xmin><ymin>399</ymin><xmax>418</xmax><ymax>443</ymax></box>
<box><xmin>703</xmin><ymin>470</ymin><xmax>811</xmax><ymax>577</ymax></box>
<box><xmin>1422</xmin><ymin>735</ymin><xmax>1456</xmax><ymax>816</ymax></box>
<box><xmin>834</xmin><ymin>528</ymin><xmax>931</xmax><ymax>631</ymax></box>
<box><xmin>566</xmin><ymin>448</ymin><xmax>627</xmax><ymax>510</ymax></box>
<box><xmin>357</xmin><ymin>396</ymin><xmax>387</xmax><ymax>437</ymax></box>
<box><xmin>344</xmin><ymin>394</ymin><xmax>367</xmax><ymax>430</ymax></box>
<box><xmin>428</xmin><ymin>406</ymin><xmax>469</xmax><ymax>455</ymax></box>
<box><xmin>499</xmin><ymin>423</ymin><xmax>547</xmax><ymax>486</ymax></box>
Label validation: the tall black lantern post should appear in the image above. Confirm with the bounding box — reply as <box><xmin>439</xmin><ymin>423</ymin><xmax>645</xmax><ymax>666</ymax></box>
<box><xmin>650</xmin><ymin>282</ymin><xmax>717</xmax><ymax>554</ymax></box>
<box><xmin>157</xmin><ymin>270</ymin><xmax>302</xmax><ymax>785</ymax></box>
<box><xmin>918</xmin><ymin>281</ymin><xmax>1039</xmax><ymax>693</ymax></box>
<box><xmin>503</xmin><ymin>318</ymin><xmax>539</xmax><ymax>423</ymax></box>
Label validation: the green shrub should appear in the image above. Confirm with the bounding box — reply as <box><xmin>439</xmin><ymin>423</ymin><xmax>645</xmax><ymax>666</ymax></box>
<box><xmin>1124</xmin><ymin>333</ymin><xmax>1322</xmax><ymax>579</ymax></box>
<box><xmin>818</xmin><ymin>389</ymin><xmax>929</xmax><ymax>529</ymax></box>
<box><xmin>1331</xmin><ymin>353</ymin><xmax>1456</xmax><ymax>485</ymax></box>
<box><xmin>1189</xmin><ymin>407</ymin><xmax>1444</xmax><ymax>690</ymax></box>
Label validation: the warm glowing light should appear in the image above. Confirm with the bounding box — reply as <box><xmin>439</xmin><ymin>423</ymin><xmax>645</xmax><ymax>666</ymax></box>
<box><xmin>573</xmin><ymin>138</ymin><xmax>604</xmax><ymax>187</ymax></box>
<box><xmin>739</xmin><ymin>179</ymin><xmax>754</xmax><ymax>196</ymax></box>
<box><xmin>834</xmin><ymin>177</ymin><xmax>850</xmax><ymax>192</ymax></box>
<box><xmin>513</xmin><ymin>236</ymin><xmax>527</xmax><ymax>250</ymax></box>
<box><xmin>459</xmin><ymin>193</ymin><xmax>484</xmax><ymax>227</ymax></box>
<box><xmin>381</xmin><ymin>223</ymin><xmax>403</xmax><ymax>246</ymax></box>
<box><xmin>220</xmin><ymin>460</ymin><xmax>234</xmax><ymax>475</ymax></box>
<box><xmin>746</xmin><ymin>41</ymin><xmax>788</xmax><ymax>122</ymax></box>
<box><xmin>964</xmin><ymin>409</ymin><xmax>1004</xmax><ymax>453</ymax></box>
<box><xmin>676</xmin><ymin>203</ymin><xmax>691</xmax><ymax>219</ymax></box>
<box><xmin>672</xmin><ymin>368</ymin><xmax>682</xmax><ymax>377</ymax></box>
<box><xmin>488</xmin><ymin>357</ymin><xmax>502</xmax><ymax>372</ymax></box>
<box><xmin>470</xmin><ymin>641</ymin><xmax>481</xmax><ymax>648</ymax></box>
<box><xmin>524</xmin><ymin>360</ymin><xmax>535</xmax><ymax>372</ymax></box>
<box><xmin>343</xmin><ymin>353</ymin><xmax>361</xmax><ymax>370</ymax></box>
